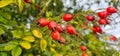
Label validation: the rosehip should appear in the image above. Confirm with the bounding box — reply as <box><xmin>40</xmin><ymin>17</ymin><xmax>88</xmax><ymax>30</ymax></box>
<box><xmin>106</xmin><ymin>6</ymin><xmax>117</xmax><ymax>13</ymax></box>
<box><xmin>110</xmin><ymin>35</ymin><xmax>117</xmax><ymax>42</ymax></box>
<box><xmin>86</xmin><ymin>15</ymin><xmax>95</xmax><ymax>21</ymax></box>
<box><xmin>24</xmin><ymin>0</ymin><xmax>30</xmax><ymax>3</ymax></box>
<box><xmin>92</xmin><ymin>26</ymin><xmax>97</xmax><ymax>34</ymax></box>
<box><xmin>80</xmin><ymin>46</ymin><xmax>87</xmax><ymax>51</ymax></box>
<box><xmin>59</xmin><ymin>37</ymin><xmax>66</xmax><ymax>44</ymax></box>
<box><xmin>63</xmin><ymin>13</ymin><xmax>73</xmax><ymax>22</ymax></box>
<box><xmin>66</xmin><ymin>25</ymin><xmax>77</xmax><ymax>34</ymax></box>
<box><xmin>92</xmin><ymin>26</ymin><xmax>102</xmax><ymax>34</ymax></box>
<box><xmin>98</xmin><ymin>18</ymin><xmax>109</xmax><ymax>25</ymax></box>
<box><xmin>48</xmin><ymin>21</ymin><xmax>57</xmax><ymax>30</ymax></box>
<box><xmin>51</xmin><ymin>31</ymin><xmax>60</xmax><ymax>41</ymax></box>
<box><xmin>82</xmin><ymin>53</ymin><xmax>88</xmax><ymax>56</ymax></box>
<box><xmin>56</xmin><ymin>24</ymin><xmax>63</xmax><ymax>32</ymax></box>
<box><xmin>95</xmin><ymin>26</ymin><xmax>102</xmax><ymax>34</ymax></box>
<box><xmin>38</xmin><ymin>18</ymin><xmax>49</xmax><ymax>27</ymax></box>
<box><xmin>98</xmin><ymin>11</ymin><xmax>109</xmax><ymax>18</ymax></box>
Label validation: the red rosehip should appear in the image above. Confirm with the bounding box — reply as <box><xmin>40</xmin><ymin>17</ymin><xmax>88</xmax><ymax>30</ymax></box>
<box><xmin>48</xmin><ymin>21</ymin><xmax>57</xmax><ymax>30</ymax></box>
<box><xmin>86</xmin><ymin>15</ymin><xmax>95</xmax><ymax>21</ymax></box>
<box><xmin>98</xmin><ymin>11</ymin><xmax>109</xmax><ymax>18</ymax></box>
<box><xmin>82</xmin><ymin>53</ymin><xmax>88</xmax><ymax>56</ymax></box>
<box><xmin>80</xmin><ymin>46</ymin><xmax>87</xmax><ymax>51</ymax></box>
<box><xmin>24</xmin><ymin>0</ymin><xmax>30</xmax><ymax>3</ymax></box>
<box><xmin>51</xmin><ymin>31</ymin><xmax>60</xmax><ymax>41</ymax></box>
<box><xmin>95</xmin><ymin>26</ymin><xmax>102</xmax><ymax>34</ymax></box>
<box><xmin>98</xmin><ymin>18</ymin><xmax>109</xmax><ymax>25</ymax></box>
<box><xmin>38</xmin><ymin>18</ymin><xmax>49</xmax><ymax>27</ymax></box>
<box><xmin>66</xmin><ymin>25</ymin><xmax>77</xmax><ymax>34</ymax></box>
<box><xmin>110</xmin><ymin>35</ymin><xmax>117</xmax><ymax>42</ymax></box>
<box><xmin>106</xmin><ymin>6</ymin><xmax>117</xmax><ymax>13</ymax></box>
<box><xmin>92</xmin><ymin>26</ymin><xmax>102</xmax><ymax>34</ymax></box>
<box><xmin>56</xmin><ymin>24</ymin><xmax>63</xmax><ymax>32</ymax></box>
<box><xmin>63</xmin><ymin>13</ymin><xmax>73</xmax><ymax>22</ymax></box>
<box><xmin>92</xmin><ymin>26</ymin><xmax>97</xmax><ymax>34</ymax></box>
<box><xmin>59</xmin><ymin>37</ymin><xmax>66</xmax><ymax>44</ymax></box>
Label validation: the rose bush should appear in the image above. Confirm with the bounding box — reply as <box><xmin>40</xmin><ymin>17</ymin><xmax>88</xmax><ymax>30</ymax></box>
<box><xmin>0</xmin><ymin>0</ymin><xmax>119</xmax><ymax>56</ymax></box>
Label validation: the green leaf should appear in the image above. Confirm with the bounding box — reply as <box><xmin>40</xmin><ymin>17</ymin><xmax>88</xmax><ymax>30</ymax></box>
<box><xmin>40</xmin><ymin>39</ymin><xmax>47</xmax><ymax>51</ymax></box>
<box><xmin>8</xmin><ymin>40</ymin><xmax>19</xmax><ymax>45</ymax></box>
<box><xmin>46</xmin><ymin>11</ymin><xmax>52</xmax><ymax>17</ymax></box>
<box><xmin>1</xmin><ymin>12</ymin><xmax>11</xmax><ymax>20</ymax></box>
<box><xmin>0</xmin><ymin>52</ymin><xmax>7</xmax><ymax>56</ymax></box>
<box><xmin>18</xmin><ymin>0</ymin><xmax>24</xmax><ymax>12</ymax></box>
<box><xmin>0</xmin><ymin>0</ymin><xmax>13</xmax><ymax>8</ymax></box>
<box><xmin>4</xmin><ymin>44</ymin><xmax>17</xmax><ymax>51</ymax></box>
<box><xmin>0</xmin><ymin>46</ymin><xmax>4</xmax><ymax>51</ymax></box>
<box><xmin>44</xmin><ymin>50</ymin><xmax>51</xmax><ymax>56</ymax></box>
<box><xmin>0</xmin><ymin>26</ymin><xmax>4</xmax><ymax>35</ymax></box>
<box><xmin>12</xmin><ymin>29</ymin><xmax>23</xmax><ymax>38</ymax></box>
<box><xmin>11</xmin><ymin>46</ymin><xmax>22</xmax><ymax>56</ymax></box>
<box><xmin>0</xmin><ymin>15</ymin><xmax>7</xmax><ymax>24</ymax></box>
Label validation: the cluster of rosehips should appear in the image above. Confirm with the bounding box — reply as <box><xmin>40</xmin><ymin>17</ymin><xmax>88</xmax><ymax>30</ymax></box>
<box><xmin>86</xmin><ymin>6</ymin><xmax>117</xmax><ymax>34</ymax></box>
<box><xmin>98</xmin><ymin>6</ymin><xmax>117</xmax><ymax>25</ymax></box>
<box><xmin>86</xmin><ymin>6</ymin><xmax>117</xmax><ymax>41</ymax></box>
<box><xmin>38</xmin><ymin>14</ymin><xmax>78</xmax><ymax>44</ymax></box>
<box><xmin>80</xmin><ymin>45</ymin><xmax>88</xmax><ymax>56</ymax></box>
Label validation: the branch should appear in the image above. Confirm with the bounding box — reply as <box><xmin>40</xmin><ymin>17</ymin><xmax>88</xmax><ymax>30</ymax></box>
<box><xmin>38</xmin><ymin>0</ymin><xmax>51</xmax><ymax>17</ymax></box>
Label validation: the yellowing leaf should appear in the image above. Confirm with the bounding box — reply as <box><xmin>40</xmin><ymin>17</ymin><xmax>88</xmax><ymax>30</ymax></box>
<box><xmin>73</xmin><ymin>21</ymin><xmax>78</xmax><ymax>25</ymax></box>
<box><xmin>0</xmin><ymin>0</ymin><xmax>13</xmax><ymax>8</ymax></box>
<box><xmin>31</xmin><ymin>0</ymin><xmax>35</xmax><ymax>4</ymax></box>
<box><xmin>32</xmin><ymin>29</ymin><xmax>42</xmax><ymax>39</ymax></box>
<box><xmin>50</xmin><ymin>47</ymin><xmax>56</xmax><ymax>53</ymax></box>
<box><xmin>40</xmin><ymin>39</ymin><xmax>47</xmax><ymax>51</ymax></box>
<box><xmin>28</xmin><ymin>54</ymin><xmax>34</xmax><ymax>56</ymax></box>
<box><xmin>20</xmin><ymin>41</ymin><xmax>31</xmax><ymax>49</ymax></box>
<box><xmin>86</xmin><ymin>50</ymin><xmax>92</xmax><ymax>56</ymax></box>
<box><xmin>23</xmin><ymin>36</ymin><xmax>35</xmax><ymax>42</ymax></box>
<box><xmin>18</xmin><ymin>0</ymin><xmax>24</xmax><ymax>12</ymax></box>
<box><xmin>54</xmin><ymin>53</ymin><xmax>63</xmax><ymax>56</ymax></box>
<box><xmin>112</xmin><ymin>0</ymin><xmax>117</xmax><ymax>3</ymax></box>
<box><xmin>11</xmin><ymin>46</ymin><xmax>22</xmax><ymax>56</ymax></box>
<box><xmin>50</xmin><ymin>44</ymin><xmax>56</xmax><ymax>47</ymax></box>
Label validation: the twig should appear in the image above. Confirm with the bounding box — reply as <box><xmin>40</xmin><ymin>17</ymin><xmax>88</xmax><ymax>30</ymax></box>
<box><xmin>38</xmin><ymin>0</ymin><xmax>51</xmax><ymax>17</ymax></box>
<box><xmin>94</xmin><ymin>8</ymin><xmax>106</xmax><ymax>12</ymax></box>
<box><xmin>76</xmin><ymin>33</ymin><xmax>85</xmax><ymax>41</ymax></box>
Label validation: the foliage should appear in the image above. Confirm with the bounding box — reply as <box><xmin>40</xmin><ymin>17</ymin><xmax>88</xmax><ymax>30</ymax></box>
<box><xmin>0</xmin><ymin>0</ymin><xmax>120</xmax><ymax>56</ymax></box>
